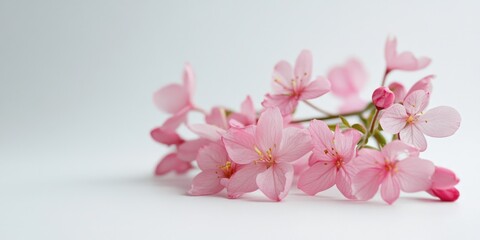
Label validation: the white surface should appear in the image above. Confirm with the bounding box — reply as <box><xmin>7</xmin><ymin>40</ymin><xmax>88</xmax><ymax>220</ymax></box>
<box><xmin>1</xmin><ymin>1</ymin><xmax>479</xmax><ymax>239</ymax></box>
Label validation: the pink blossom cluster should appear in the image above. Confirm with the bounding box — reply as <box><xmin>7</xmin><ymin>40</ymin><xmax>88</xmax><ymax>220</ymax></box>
<box><xmin>151</xmin><ymin>36</ymin><xmax>461</xmax><ymax>204</ymax></box>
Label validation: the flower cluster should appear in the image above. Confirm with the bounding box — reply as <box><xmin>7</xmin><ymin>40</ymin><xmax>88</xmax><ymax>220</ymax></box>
<box><xmin>151</xmin><ymin>36</ymin><xmax>461</xmax><ymax>204</ymax></box>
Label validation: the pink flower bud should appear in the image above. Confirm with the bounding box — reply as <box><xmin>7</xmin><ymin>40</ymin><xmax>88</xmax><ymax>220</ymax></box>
<box><xmin>372</xmin><ymin>86</ymin><xmax>395</xmax><ymax>110</ymax></box>
<box><xmin>429</xmin><ymin>188</ymin><xmax>460</xmax><ymax>202</ymax></box>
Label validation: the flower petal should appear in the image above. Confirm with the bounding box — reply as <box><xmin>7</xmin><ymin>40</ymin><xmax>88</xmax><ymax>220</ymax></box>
<box><xmin>381</xmin><ymin>174</ymin><xmax>400</xmax><ymax>204</ymax></box>
<box><xmin>276</xmin><ymin>127</ymin><xmax>312</xmax><ymax>163</ymax></box>
<box><xmin>182</xmin><ymin>63</ymin><xmax>195</xmax><ymax>102</ymax></box>
<box><xmin>379</xmin><ymin>104</ymin><xmax>408</xmax><ymax>134</ymax></box>
<box><xmin>240</xmin><ymin>95</ymin><xmax>256</xmax><ymax>125</ymax></box>
<box><xmin>294</xmin><ymin>50</ymin><xmax>313</xmax><ymax>85</ymax></box>
<box><xmin>406</xmin><ymin>75</ymin><xmax>434</xmax><ymax>98</ymax></box>
<box><xmin>430</xmin><ymin>166</ymin><xmax>460</xmax><ymax>189</ymax></box>
<box><xmin>226</xmin><ymin>163</ymin><xmax>266</xmax><ymax>198</ymax></box>
<box><xmin>399</xmin><ymin>124</ymin><xmax>427</xmax><ymax>151</ymax></box>
<box><xmin>388</xmin><ymin>82</ymin><xmax>406</xmax><ymax>103</ymax></box>
<box><xmin>262</xmin><ymin>94</ymin><xmax>298</xmax><ymax>116</ymax></box>
<box><xmin>300</xmin><ymin>76</ymin><xmax>330</xmax><ymax>100</ymax></box>
<box><xmin>396</xmin><ymin>157</ymin><xmax>435</xmax><ymax>192</ymax></box>
<box><xmin>205</xmin><ymin>107</ymin><xmax>228</xmax><ymax>130</ymax></box>
<box><xmin>255</xmin><ymin>107</ymin><xmax>283</xmax><ymax>152</ymax></box>
<box><xmin>403</xmin><ymin>90</ymin><xmax>429</xmax><ymax>115</ymax></box>
<box><xmin>188</xmin><ymin>170</ymin><xmax>224</xmax><ymax>196</ymax></box>
<box><xmin>353</xmin><ymin>148</ymin><xmax>385</xmax><ymax>170</ymax></box>
<box><xmin>429</xmin><ymin>188</ymin><xmax>460</xmax><ymax>202</ymax></box>
<box><xmin>188</xmin><ymin>123</ymin><xmax>226</xmax><ymax>142</ymax></box>
<box><xmin>381</xmin><ymin>140</ymin><xmax>420</xmax><ymax>161</ymax></box>
<box><xmin>272</xmin><ymin>60</ymin><xmax>294</xmax><ymax>94</ymax></box>
<box><xmin>417</xmin><ymin>106</ymin><xmax>461</xmax><ymax>138</ymax></box>
<box><xmin>309</xmin><ymin>120</ymin><xmax>334</xmax><ymax>160</ymax></box>
<box><xmin>196</xmin><ymin>142</ymin><xmax>228</xmax><ymax>171</ymax></box>
<box><xmin>297</xmin><ymin>161</ymin><xmax>336</xmax><ymax>195</ymax></box>
<box><xmin>223</xmin><ymin>126</ymin><xmax>259</xmax><ymax>164</ymax></box>
<box><xmin>177</xmin><ymin>138</ymin><xmax>211</xmax><ymax>162</ymax></box>
<box><xmin>336</xmin><ymin>165</ymin><xmax>356</xmax><ymax>199</ymax></box>
<box><xmin>353</xmin><ymin>167</ymin><xmax>384</xmax><ymax>201</ymax></box>
<box><xmin>155</xmin><ymin>153</ymin><xmax>192</xmax><ymax>175</ymax></box>
<box><xmin>333</xmin><ymin>126</ymin><xmax>356</xmax><ymax>162</ymax></box>
<box><xmin>153</xmin><ymin>83</ymin><xmax>190</xmax><ymax>114</ymax></box>
<box><xmin>256</xmin><ymin>162</ymin><xmax>294</xmax><ymax>201</ymax></box>
<box><xmin>150</xmin><ymin>127</ymin><xmax>184</xmax><ymax>146</ymax></box>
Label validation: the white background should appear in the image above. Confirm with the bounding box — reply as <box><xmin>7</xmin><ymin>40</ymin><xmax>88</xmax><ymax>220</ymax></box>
<box><xmin>1</xmin><ymin>1</ymin><xmax>479</xmax><ymax>239</ymax></box>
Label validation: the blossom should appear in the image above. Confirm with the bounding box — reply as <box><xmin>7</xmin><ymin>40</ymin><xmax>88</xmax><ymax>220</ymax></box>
<box><xmin>352</xmin><ymin>140</ymin><xmax>435</xmax><ymax>204</ymax></box>
<box><xmin>427</xmin><ymin>166</ymin><xmax>460</xmax><ymax>201</ymax></box>
<box><xmin>372</xmin><ymin>86</ymin><xmax>395</xmax><ymax>110</ymax></box>
<box><xmin>262</xmin><ymin>50</ymin><xmax>330</xmax><ymax>116</ymax></box>
<box><xmin>388</xmin><ymin>75</ymin><xmax>434</xmax><ymax>103</ymax></box>
<box><xmin>223</xmin><ymin>107</ymin><xmax>312</xmax><ymax>201</ymax></box>
<box><xmin>189</xmin><ymin>142</ymin><xmax>238</xmax><ymax>196</ymax></box>
<box><xmin>385</xmin><ymin>36</ymin><xmax>431</xmax><ymax>72</ymax></box>
<box><xmin>298</xmin><ymin>120</ymin><xmax>361</xmax><ymax>199</ymax></box>
<box><xmin>155</xmin><ymin>153</ymin><xmax>193</xmax><ymax>175</ymax></box>
<box><xmin>379</xmin><ymin>90</ymin><xmax>461</xmax><ymax>151</ymax></box>
<box><xmin>328</xmin><ymin>58</ymin><xmax>368</xmax><ymax>112</ymax></box>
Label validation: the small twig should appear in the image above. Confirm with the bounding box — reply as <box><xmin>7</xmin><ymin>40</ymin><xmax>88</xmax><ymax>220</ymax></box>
<box><xmin>292</xmin><ymin>103</ymin><xmax>374</xmax><ymax>123</ymax></box>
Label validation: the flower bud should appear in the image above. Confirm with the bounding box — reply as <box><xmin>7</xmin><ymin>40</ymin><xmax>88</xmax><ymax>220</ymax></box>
<box><xmin>372</xmin><ymin>86</ymin><xmax>395</xmax><ymax>110</ymax></box>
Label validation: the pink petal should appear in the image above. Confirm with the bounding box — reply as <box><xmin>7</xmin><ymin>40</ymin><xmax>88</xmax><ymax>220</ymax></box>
<box><xmin>399</xmin><ymin>124</ymin><xmax>427</xmax><ymax>151</ymax></box>
<box><xmin>300</xmin><ymin>76</ymin><xmax>330</xmax><ymax>100</ymax></box>
<box><xmin>150</xmin><ymin>127</ymin><xmax>184</xmax><ymax>146</ymax></box>
<box><xmin>328</xmin><ymin>58</ymin><xmax>367</xmax><ymax>98</ymax></box>
<box><xmin>223</xmin><ymin>126</ymin><xmax>259</xmax><ymax>164</ymax></box>
<box><xmin>196</xmin><ymin>142</ymin><xmax>228</xmax><ymax>171</ymax></box>
<box><xmin>309</xmin><ymin>120</ymin><xmax>334</xmax><ymax>160</ymax></box>
<box><xmin>262</xmin><ymin>94</ymin><xmax>298</xmax><ymax>116</ymax></box>
<box><xmin>430</xmin><ymin>166</ymin><xmax>460</xmax><ymax>189</ymax></box>
<box><xmin>188</xmin><ymin>170</ymin><xmax>224</xmax><ymax>196</ymax></box>
<box><xmin>429</xmin><ymin>188</ymin><xmax>460</xmax><ymax>202</ymax></box>
<box><xmin>297</xmin><ymin>161</ymin><xmax>336</xmax><ymax>195</ymax></box>
<box><xmin>240</xmin><ymin>95</ymin><xmax>256</xmax><ymax>125</ymax></box>
<box><xmin>343</xmin><ymin>128</ymin><xmax>362</xmax><ymax>146</ymax></box>
<box><xmin>336</xmin><ymin>165</ymin><xmax>356</xmax><ymax>199</ymax></box>
<box><xmin>406</xmin><ymin>75</ymin><xmax>434</xmax><ymax>98</ymax></box>
<box><xmin>205</xmin><ymin>107</ymin><xmax>228</xmax><ymax>129</ymax></box>
<box><xmin>276</xmin><ymin>128</ymin><xmax>312</xmax><ymax>163</ymax></box>
<box><xmin>177</xmin><ymin>138</ymin><xmax>211</xmax><ymax>162</ymax></box>
<box><xmin>255</xmin><ymin>107</ymin><xmax>283</xmax><ymax>153</ymax></box>
<box><xmin>227</xmin><ymin>163</ymin><xmax>266</xmax><ymax>198</ymax></box>
<box><xmin>381</xmin><ymin>140</ymin><xmax>420</xmax><ymax>161</ymax></box>
<box><xmin>385</xmin><ymin>36</ymin><xmax>398</xmax><ymax>68</ymax></box>
<box><xmin>381</xmin><ymin>174</ymin><xmax>400</xmax><ymax>204</ymax></box>
<box><xmin>417</xmin><ymin>106</ymin><xmax>461</xmax><ymax>138</ymax></box>
<box><xmin>272</xmin><ymin>60</ymin><xmax>294</xmax><ymax>94</ymax></box>
<box><xmin>256</xmin><ymin>163</ymin><xmax>294</xmax><ymax>201</ymax></box>
<box><xmin>403</xmin><ymin>90</ymin><xmax>429</xmax><ymax>115</ymax></box>
<box><xmin>333</xmin><ymin>126</ymin><xmax>356</xmax><ymax>162</ymax></box>
<box><xmin>155</xmin><ymin>153</ymin><xmax>192</xmax><ymax>175</ymax></box>
<box><xmin>182</xmin><ymin>63</ymin><xmax>195</xmax><ymax>103</ymax></box>
<box><xmin>388</xmin><ymin>82</ymin><xmax>406</xmax><ymax>103</ymax></box>
<box><xmin>353</xmin><ymin>148</ymin><xmax>385</xmax><ymax>170</ymax></box>
<box><xmin>396</xmin><ymin>157</ymin><xmax>435</xmax><ymax>192</ymax></box>
<box><xmin>379</xmin><ymin>104</ymin><xmax>408</xmax><ymax>134</ymax></box>
<box><xmin>153</xmin><ymin>83</ymin><xmax>190</xmax><ymax>114</ymax></box>
<box><xmin>294</xmin><ymin>50</ymin><xmax>313</xmax><ymax>85</ymax></box>
<box><xmin>160</xmin><ymin>106</ymin><xmax>190</xmax><ymax>130</ymax></box>
<box><xmin>188</xmin><ymin>123</ymin><xmax>226</xmax><ymax>142</ymax></box>
<box><xmin>353</xmin><ymin>167</ymin><xmax>384</xmax><ymax>201</ymax></box>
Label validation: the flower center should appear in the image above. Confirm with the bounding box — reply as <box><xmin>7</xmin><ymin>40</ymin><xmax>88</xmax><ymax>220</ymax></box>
<box><xmin>254</xmin><ymin>145</ymin><xmax>276</xmax><ymax>167</ymax></box>
<box><xmin>219</xmin><ymin>161</ymin><xmax>234</xmax><ymax>178</ymax></box>
<box><xmin>406</xmin><ymin>115</ymin><xmax>416</xmax><ymax>124</ymax></box>
<box><xmin>384</xmin><ymin>159</ymin><xmax>398</xmax><ymax>174</ymax></box>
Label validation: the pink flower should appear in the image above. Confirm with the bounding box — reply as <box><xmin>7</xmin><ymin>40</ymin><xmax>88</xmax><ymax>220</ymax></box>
<box><xmin>379</xmin><ymin>90</ymin><xmax>461</xmax><ymax>151</ymax></box>
<box><xmin>298</xmin><ymin>120</ymin><xmax>361</xmax><ymax>199</ymax></box>
<box><xmin>328</xmin><ymin>58</ymin><xmax>368</xmax><ymax>113</ymax></box>
<box><xmin>353</xmin><ymin>140</ymin><xmax>435</xmax><ymax>204</ymax></box>
<box><xmin>262</xmin><ymin>50</ymin><xmax>330</xmax><ymax>116</ymax></box>
<box><xmin>372</xmin><ymin>86</ymin><xmax>395</xmax><ymax>110</ymax></box>
<box><xmin>385</xmin><ymin>36</ymin><xmax>431</xmax><ymax>72</ymax></box>
<box><xmin>189</xmin><ymin>142</ymin><xmax>238</xmax><ymax>196</ymax></box>
<box><xmin>427</xmin><ymin>166</ymin><xmax>460</xmax><ymax>202</ymax></box>
<box><xmin>155</xmin><ymin>153</ymin><xmax>193</xmax><ymax>176</ymax></box>
<box><xmin>151</xmin><ymin>107</ymin><xmax>190</xmax><ymax>146</ymax></box>
<box><xmin>223</xmin><ymin>107</ymin><xmax>312</xmax><ymax>201</ymax></box>
<box><xmin>389</xmin><ymin>75</ymin><xmax>434</xmax><ymax>103</ymax></box>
